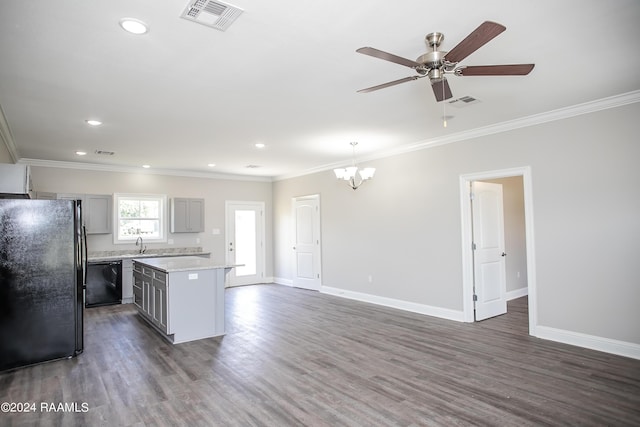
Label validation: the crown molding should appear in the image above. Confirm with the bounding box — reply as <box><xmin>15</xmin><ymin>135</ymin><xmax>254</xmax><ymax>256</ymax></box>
<box><xmin>6</xmin><ymin>91</ymin><xmax>639</xmax><ymax>182</ymax></box>
<box><xmin>18</xmin><ymin>158</ymin><xmax>273</xmax><ymax>183</ymax></box>
<box><xmin>274</xmin><ymin>90</ymin><xmax>640</xmax><ymax>181</ymax></box>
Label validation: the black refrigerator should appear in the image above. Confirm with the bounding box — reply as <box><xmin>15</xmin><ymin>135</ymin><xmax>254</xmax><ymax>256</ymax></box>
<box><xmin>0</xmin><ymin>199</ymin><xmax>85</xmax><ymax>372</ymax></box>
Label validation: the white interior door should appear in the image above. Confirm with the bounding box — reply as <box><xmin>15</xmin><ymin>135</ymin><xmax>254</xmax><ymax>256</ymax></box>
<box><xmin>472</xmin><ymin>181</ymin><xmax>507</xmax><ymax>320</ymax></box>
<box><xmin>292</xmin><ymin>195</ymin><xmax>321</xmax><ymax>290</ymax></box>
<box><xmin>225</xmin><ymin>201</ymin><xmax>265</xmax><ymax>287</ymax></box>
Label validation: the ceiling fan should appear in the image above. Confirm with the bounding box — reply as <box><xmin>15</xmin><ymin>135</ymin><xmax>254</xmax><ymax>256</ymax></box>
<box><xmin>356</xmin><ymin>21</ymin><xmax>535</xmax><ymax>102</ymax></box>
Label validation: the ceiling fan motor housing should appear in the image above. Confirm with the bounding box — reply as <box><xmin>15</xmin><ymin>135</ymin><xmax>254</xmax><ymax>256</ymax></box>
<box><xmin>416</xmin><ymin>50</ymin><xmax>447</xmax><ymax>77</ymax></box>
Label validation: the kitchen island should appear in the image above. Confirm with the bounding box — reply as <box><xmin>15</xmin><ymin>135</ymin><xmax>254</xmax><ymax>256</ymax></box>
<box><xmin>132</xmin><ymin>256</ymin><xmax>235</xmax><ymax>344</ymax></box>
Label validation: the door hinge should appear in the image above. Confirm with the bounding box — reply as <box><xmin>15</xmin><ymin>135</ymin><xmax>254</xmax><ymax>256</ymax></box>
<box><xmin>473</xmin><ymin>294</ymin><xmax>478</xmax><ymax>302</ymax></box>
<box><xmin>470</xmin><ymin>192</ymin><xmax>475</xmax><ymax>201</ymax></box>
<box><xmin>317</xmin><ymin>273</ymin><xmax>320</xmax><ymax>279</ymax></box>
<box><xmin>472</xmin><ymin>242</ymin><xmax>477</xmax><ymax>250</ymax></box>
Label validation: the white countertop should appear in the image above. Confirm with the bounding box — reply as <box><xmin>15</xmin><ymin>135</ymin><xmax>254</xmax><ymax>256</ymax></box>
<box><xmin>132</xmin><ymin>256</ymin><xmax>238</xmax><ymax>273</ymax></box>
<box><xmin>89</xmin><ymin>252</ymin><xmax>210</xmax><ymax>262</ymax></box>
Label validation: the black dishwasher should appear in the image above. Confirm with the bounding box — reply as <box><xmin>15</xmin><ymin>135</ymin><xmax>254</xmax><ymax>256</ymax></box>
<box><xmin>86</xmin><ymin>261</ymin><xmax>122</xmax><ymax>307</ymax></box>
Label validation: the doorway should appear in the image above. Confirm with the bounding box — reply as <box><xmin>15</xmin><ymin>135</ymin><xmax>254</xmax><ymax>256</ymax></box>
<box><xmin>225</xmin><ymin>201</ymin><xmax>266</xmax><ymax>287</ymax></box>
<box><xmin>460</xmin><ymin>167</ymin><xmax>538</xmax><ymax>336</ymax></box>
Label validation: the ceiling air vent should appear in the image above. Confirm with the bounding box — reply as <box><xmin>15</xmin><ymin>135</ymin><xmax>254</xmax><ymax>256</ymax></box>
<box><xmin>448</xmin><ymin>96</ymin><xmax>481</xmax><ymax>108</ymax></box>
<box><xmin>180</xmin><ymin>0</ymin><xmax>244</xmax><ymax>31</ymax></box>
<box><xmin>95</xmin><ymin>150</ymin><xmax>115</xmax><ymax>156</ymax></box>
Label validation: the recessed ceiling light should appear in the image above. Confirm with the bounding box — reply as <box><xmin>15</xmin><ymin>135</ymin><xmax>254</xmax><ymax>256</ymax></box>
<box><xmin>86</xmin><ymin>120</ymin><xmax>102</xmax><ymax>126</ymax></box>
<box><xmin>75</xmin><ymin>151</ymin><xmax>87</xmax><ymax>156</ymax></box>
<box><xmin>207</xmin><ymin>163</ymin><xmax>216</xmax><ymax>167</ymax></box>
<box><xmin>255</xmin><ymin>143</ymin><xmax>265</xmax><ymax>148</ymax></box>
<box><xmin>119</xmin><ymin>18</ymin><xmax>149</xmax><ymax>35</ymax></box>
<box><xmin>142</xmin><ymin>164</ymin><xmax>151</xmax><ymax>169</ymax></box>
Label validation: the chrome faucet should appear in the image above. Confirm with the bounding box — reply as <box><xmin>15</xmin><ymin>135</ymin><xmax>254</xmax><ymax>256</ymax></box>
<box><xmin>135</xmin><ymin>236</ymin><xmax>146</xmax><ymax>254</ymax></box>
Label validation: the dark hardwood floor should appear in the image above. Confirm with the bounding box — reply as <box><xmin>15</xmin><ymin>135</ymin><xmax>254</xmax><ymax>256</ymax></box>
<box><xmin>2</xmin><ymin>285</ymin><xmax>639</xmax><ymax>426</ymax></box>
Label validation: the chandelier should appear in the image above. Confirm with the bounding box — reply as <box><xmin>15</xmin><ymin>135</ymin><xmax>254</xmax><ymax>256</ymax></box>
<box><xmin>333</xmin><ymin>142</ymin><xmax>376</xmax><ymax>190</ymax></box>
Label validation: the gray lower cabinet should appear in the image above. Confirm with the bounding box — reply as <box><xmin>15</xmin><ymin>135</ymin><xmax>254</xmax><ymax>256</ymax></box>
<box><xmin>132</xmin><ymin>258</ymin><xmax>226</xmax><ymax>344</ymax></box>
<box><xmin>133</xmin><ymin>262</ymin><xmax>169</xmax><ymax>334</ymax></box>
<box><xmin>171</xmin><ymin>198</ymin><xmax>204</xmax><ymax>233</ymax></box>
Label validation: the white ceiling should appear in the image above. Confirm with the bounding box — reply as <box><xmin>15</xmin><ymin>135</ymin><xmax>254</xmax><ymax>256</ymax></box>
<box><xmin>1</xmin><ymin>0</ymin><xmax>639</xmax><ymax>180</ymax></box>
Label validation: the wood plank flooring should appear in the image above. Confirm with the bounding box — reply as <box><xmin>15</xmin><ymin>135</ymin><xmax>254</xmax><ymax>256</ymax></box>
<box><xmin>1</xmin><ymin>285</ymin><xmax>639</xmax><ymax>426</ymax></box>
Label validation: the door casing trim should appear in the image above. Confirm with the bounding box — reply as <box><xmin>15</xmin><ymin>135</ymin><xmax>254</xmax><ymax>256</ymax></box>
<box><xmin>459</xmin><ymin>166</ymin><xmax>538</xmax><ymax>336</ymax></box>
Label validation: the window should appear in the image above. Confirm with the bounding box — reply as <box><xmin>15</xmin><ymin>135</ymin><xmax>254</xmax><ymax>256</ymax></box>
<box><xmin>114</xmin><ymin>194</ymin><xmax>167</xmax><ymax>243</ymax></box>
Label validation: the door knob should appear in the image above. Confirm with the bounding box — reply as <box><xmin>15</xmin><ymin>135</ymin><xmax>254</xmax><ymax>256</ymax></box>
<box><xmin>501</xmin><ymin>252</ymin><xmax>507</xmax><ymax>257</ymax></box>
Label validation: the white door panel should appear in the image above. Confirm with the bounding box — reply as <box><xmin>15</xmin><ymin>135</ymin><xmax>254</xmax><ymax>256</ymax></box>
<box><xmin>293</xmin><ymin>195</ymin><xmax>321</xmax><ymax>290</ymax></box>
<box><xmin>472</xmin><ymin>181</ymin><xmax>507</xmax><ymax>320</ymax></box>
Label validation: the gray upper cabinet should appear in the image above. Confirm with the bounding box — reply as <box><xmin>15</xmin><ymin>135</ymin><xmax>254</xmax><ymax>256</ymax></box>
<box><xmin>171</xmin><ymin>198</ymin><xmax>204</xmax><ymax>233</ymax></box>
<box><xmin>57</xmin><ymin>193</ymin><xmax>112</xmax><ymax>234</ymax></box>
<box><xmin>84</xmin><ymin>194</ymin><xmax>112</xmax><ymax>234</ymax></box>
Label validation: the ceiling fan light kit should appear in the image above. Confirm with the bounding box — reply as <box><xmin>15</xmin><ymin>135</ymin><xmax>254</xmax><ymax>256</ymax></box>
<box><xmin>356</xmin><ymin>21</ymin><xmax>535</xmax><ymax>102</ymax></box>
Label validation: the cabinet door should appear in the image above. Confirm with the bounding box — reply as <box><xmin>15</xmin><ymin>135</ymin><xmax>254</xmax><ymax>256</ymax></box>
<box><xmin>188</xmin><ymin>199</ymin><xmax>204</xmax><ymax>232</ymax></box>
<box><xmin>85</xmin><ymin>194</ymin><xmax>112</xmax><ymax>234</ymax></box>
<box><xmin>152</xmin><ymin>271</ymin><xmax>168</xmax><ymax>333</ymax></box>
<box><xmin>171</xmin><ymin>198</ymin><xmax>189</xmax><ymax>233</ymax></box>
<box><xmin>142</xmin><ymin>278</ymin><xmax>152</xmax><ymax>317</ymax></box>
<box><xmin>133</xmin><ymin>270</ymin><xmax>143</xmax><ymax>309</ymax></box>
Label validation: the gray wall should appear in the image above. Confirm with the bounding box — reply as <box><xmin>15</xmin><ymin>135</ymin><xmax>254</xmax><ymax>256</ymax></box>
<box><xmin>30</xmin><ymin>167</ymin><xmax>273</xmax><ymax>273</ymax></box>
<box><xmin>273</xmin><ymin>102</ymin><xmax>640</xmax><ymax>345</ymax></box>
<box><xmin>0</xmin><ymin>142</ymin><xmax>12</xmax><ymax>163</ymax></box>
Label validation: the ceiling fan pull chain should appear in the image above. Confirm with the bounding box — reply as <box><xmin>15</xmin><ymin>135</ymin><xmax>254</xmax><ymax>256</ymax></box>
<box><xmin>443</xmin><ymin>81</ymin><xmax>447</xmax><ymax>128</ymax></box>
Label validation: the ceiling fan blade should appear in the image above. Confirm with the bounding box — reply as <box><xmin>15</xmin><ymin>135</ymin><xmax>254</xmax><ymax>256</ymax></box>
<box><xmin>445</xmin><ymin>21</ymin><xmax>506</xmax><ymax>64</ymax></box>
<box><xmin>356</xmin><ymin>47</ymin><xmax>421</xmax><ymax>68</ymax></box>
<box><xmin>357</xmin><ymin>76</ymin><xmax>420</xmax><ymax>93</ymax></box>
<box><xmin>457</xmin><ymin>64</ymin><xmax>535</xmax><ymax>76</ymax></box>
<box><xmin>431</xmin><ymin>79</ymin><xmax>453</xmax><ymax>102</ymax></box>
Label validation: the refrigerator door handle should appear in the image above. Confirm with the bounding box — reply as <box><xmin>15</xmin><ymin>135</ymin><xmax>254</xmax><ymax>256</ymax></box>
<box><xmin>82</xmin><ymin>225</ymin><xmax>88</xmax><ymax>286</ymax></box>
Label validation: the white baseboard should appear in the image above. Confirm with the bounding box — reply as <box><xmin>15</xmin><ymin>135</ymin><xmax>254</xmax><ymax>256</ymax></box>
<box><xmin>536</xmin><ymin>325</ymin><xmax>640</xmax><ymax>360</ymax></box>
<box><xmin>506</xmin><ymin>287</ymin><xmax>528</xmax><ymax>301</ymax></box>
<box><xmin>320</xmin><ymin>286</ymin><xmax>465</xmax><ymax>322</ymax></box>
<box><xmin>273</xmin><ymin>277</ymin><xmax>293</xmax><ymax>287</ymax></box>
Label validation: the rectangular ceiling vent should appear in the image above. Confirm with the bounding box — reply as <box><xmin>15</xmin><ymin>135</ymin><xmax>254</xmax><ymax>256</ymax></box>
<box><xmin>180</xmin><ymin>0</ymin><xmax>244</xmax><ymax>32</ymax></box>
<box><xmin>95</xmin><ymin>150</ymin><xmax>115</xmax><ymax>156</ymax></box>
<box><xmin>448</xmin><ymin>96</ymin><xmax>481</xmax><ymax>108</ymax></box>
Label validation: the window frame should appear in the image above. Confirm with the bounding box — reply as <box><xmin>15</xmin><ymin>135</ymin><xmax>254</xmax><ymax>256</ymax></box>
<box><xmin>113</xmin><ymin>193</ymin><xmax>168</xmax><ymax>244</ymax></box>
